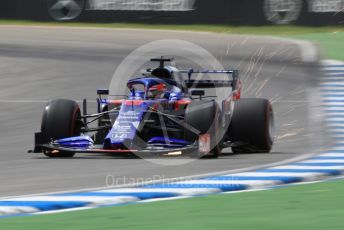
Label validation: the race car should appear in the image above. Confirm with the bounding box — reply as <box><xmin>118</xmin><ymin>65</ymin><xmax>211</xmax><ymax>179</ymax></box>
<box><xmin>32</xmin><ymin>57</ymin><xmax>275</xmax><ymax>158</ymax></box>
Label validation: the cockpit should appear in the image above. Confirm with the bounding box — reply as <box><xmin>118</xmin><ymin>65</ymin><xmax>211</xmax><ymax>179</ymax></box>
<box><xmin>127</xmin><ymin>78</ymin><xmax>183</xmax><ymax>101</ymax></box>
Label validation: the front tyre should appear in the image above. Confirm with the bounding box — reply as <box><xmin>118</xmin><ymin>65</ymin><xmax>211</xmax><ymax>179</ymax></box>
<box><xmin>41</xmin><ymin>99</ymin><xmax>81</xmax><ymax>157</ymax></box>
<box><xmin>230</xmin><ymin>98</ymin><xmax>275</xmax><ymax>154</ymax></box>
<box><xmin>184</xmin><ymin>101</ymin><xmax>222</xmax><ymax>158</ymax></box>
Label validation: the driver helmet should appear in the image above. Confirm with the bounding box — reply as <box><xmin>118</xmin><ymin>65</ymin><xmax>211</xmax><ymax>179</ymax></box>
<box><xmin>149</xmin><ymin>83</ymin><xmax>167</xmax><ymax>98</ymax></box>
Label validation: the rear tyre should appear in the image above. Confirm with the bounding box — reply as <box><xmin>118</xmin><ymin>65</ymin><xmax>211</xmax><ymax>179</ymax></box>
<box><xmin>230</xmin><ymin>98</ymin><xmax>274</xmax><ymax>154</ymax></box>
<box><xmin>41</xmin><ymin>99</ymin><xmax>81</xmax><ymax>158</ymax></box>
<box><xmin>184</xmin><ymin>101</ymin><xmax>222</xmax><ymax>159</ymax></box>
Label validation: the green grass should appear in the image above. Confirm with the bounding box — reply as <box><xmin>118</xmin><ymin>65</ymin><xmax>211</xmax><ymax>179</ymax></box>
<box><xmin>0</xmin><ymin>19</ymin><xmax>343</xmax><ymax>60</ymax></box>
<box><xmin>0</xmin><ymin>19</ymin><xmax>343</xmax><ymax>35</ymax></box>
<box><xmin>289</xmin><ymin>32</ymin><xmax>344</xmax><ymax>61</ymax></box>
<box><xmin>1</xmin><ymin>179</ymin><xmax>344</xmax><ymax>230</ymax></box>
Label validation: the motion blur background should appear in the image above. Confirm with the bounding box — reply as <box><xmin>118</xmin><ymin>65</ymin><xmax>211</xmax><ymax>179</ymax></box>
<box><xmin>0</xmin><ymin>0</ymin><xmax>343</xmax><ymax>25</ymax></box>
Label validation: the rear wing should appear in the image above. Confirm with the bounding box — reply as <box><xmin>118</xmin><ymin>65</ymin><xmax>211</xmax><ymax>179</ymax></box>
<box><xmin>179</xmin><ymin>69</ymin><xmax>240</xmax><ymax>90</ymax></box>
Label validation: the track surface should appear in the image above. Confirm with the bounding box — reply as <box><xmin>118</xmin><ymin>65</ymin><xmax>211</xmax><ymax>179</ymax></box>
<box><xmin>0</xmin><ymin>26</ymin><xmax>325</xmax><ymax>197</ymax></box>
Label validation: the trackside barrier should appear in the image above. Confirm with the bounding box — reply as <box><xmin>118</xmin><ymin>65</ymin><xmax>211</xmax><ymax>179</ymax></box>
<box><xmin>0</xmin><ymin>0</ymin><xmax>342</xmax><ymax>25</ymax></box>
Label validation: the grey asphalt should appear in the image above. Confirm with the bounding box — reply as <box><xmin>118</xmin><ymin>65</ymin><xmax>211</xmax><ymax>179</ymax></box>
<box><xmin>0</xmin><ymin>26</ymin><xmax>328</xmax><ymax>197</ymax></box>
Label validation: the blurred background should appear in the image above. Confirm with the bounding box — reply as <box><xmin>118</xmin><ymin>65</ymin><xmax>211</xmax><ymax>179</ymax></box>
<box><xmin>0</xmin><ymin>0</ymin><xmax>343</xmax><ymax>25</ymax></box>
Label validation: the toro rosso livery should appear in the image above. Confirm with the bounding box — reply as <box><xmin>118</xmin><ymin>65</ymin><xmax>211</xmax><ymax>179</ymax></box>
<box><xmin>33</xmin><ymin>57</ymin><xmax>275</xmax><ymax>158</ymax></box>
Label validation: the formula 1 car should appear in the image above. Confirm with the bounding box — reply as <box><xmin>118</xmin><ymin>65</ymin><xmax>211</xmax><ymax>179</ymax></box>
<box><xmin>32</xmin><ymin>57</ymin><xmax>275</xmax><ymax>158</ymax></box>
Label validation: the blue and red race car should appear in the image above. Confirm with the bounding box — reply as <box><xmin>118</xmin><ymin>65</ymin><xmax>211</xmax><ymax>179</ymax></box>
<box><xmin>33</xmin><ymin>57</ymin><xmax>275</xmax><ymax>158</ymax></box>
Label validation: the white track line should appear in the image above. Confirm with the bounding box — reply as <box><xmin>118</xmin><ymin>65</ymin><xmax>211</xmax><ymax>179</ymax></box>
<box><xmin>271</xmin><ymin>165</ymin><xmax>344</xmax><ymax>170</ymax></box>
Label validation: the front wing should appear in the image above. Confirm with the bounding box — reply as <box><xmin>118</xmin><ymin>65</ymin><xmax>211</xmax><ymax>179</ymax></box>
<box><xmin>34</xmin><ymin>143</ymin><xmax>198</xmax><ymax>156</ymax></box>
